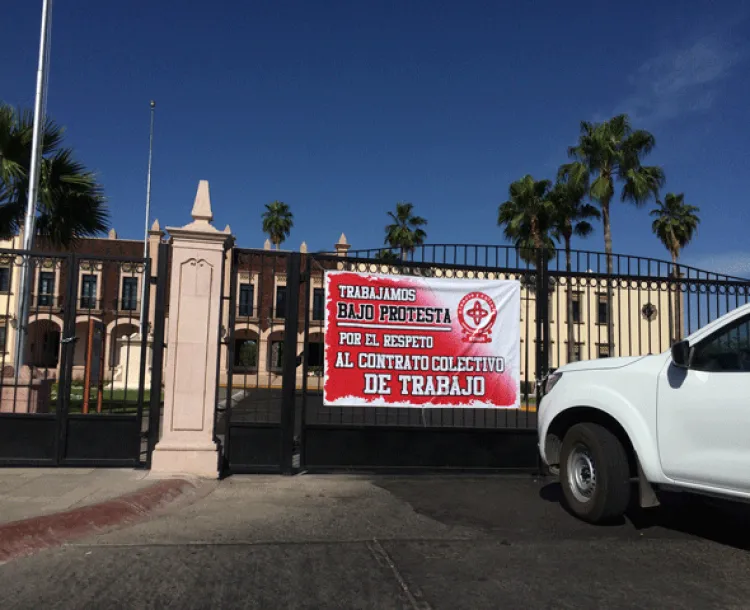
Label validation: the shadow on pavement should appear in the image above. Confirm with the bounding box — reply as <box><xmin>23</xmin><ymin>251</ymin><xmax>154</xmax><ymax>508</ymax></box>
<box><xmin>540</xmin><ymin>481</ymin><xmax>750</xmax><ymax>550</ymax></box>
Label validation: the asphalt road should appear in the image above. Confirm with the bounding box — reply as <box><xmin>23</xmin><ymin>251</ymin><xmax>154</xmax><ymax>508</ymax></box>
<box><xmin>2</xmin><ymin>475</ymin><xmax>750</xmax><ymax>609</ymax></box>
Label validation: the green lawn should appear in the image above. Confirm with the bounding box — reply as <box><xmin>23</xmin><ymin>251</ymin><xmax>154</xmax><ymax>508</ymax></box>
<box><xmin>51</xmin><ymin>383</ymin><xmax>163</xmax><ymax>414</ymax></box>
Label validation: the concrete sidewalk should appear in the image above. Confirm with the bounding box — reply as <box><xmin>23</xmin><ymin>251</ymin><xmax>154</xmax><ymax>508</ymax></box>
<box><xmin>0</xmin><ymin>469</ymin><xmax>212</xmax><ymax>564</ymax></box>
<box><xmin>0</xmin><ymin>469</ymin><xmax>158</xmax><ymax>525</ymax></box>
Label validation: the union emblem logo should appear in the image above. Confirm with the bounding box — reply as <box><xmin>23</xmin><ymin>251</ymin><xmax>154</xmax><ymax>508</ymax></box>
<box><xmin>457</xmin><ymin>292</ymin><xmax>497</xmax><ymax>343</ymax></box>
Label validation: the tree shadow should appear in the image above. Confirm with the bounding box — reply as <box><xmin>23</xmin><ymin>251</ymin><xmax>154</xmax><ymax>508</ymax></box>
<box><xmin>540</xmin><ymin>481</ymin><xmax>750</xmax><ymax>550</ymax></box>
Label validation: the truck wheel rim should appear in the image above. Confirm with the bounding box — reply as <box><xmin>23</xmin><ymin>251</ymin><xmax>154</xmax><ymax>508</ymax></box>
<box><xmin>567</xmin><ymin>443</ymin><xmax>596</xmax><ymax>503</ymax></box>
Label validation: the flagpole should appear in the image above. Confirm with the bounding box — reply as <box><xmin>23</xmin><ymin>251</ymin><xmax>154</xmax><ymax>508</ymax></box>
<box><xmin>139</xmin><ymin>100</ymin><xmax>155</xmax><ymax>338</ymax></box>
<box><xmin>15</xmin><ymin>0</ymin><xmax>53</xmax><ymax>374</ymax></box>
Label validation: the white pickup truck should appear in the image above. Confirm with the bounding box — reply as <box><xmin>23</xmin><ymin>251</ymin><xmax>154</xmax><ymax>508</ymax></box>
<box><xmin>538</xmin><ymin>302</ymin><xmax>750</xmax><ymax>523</ymax></box>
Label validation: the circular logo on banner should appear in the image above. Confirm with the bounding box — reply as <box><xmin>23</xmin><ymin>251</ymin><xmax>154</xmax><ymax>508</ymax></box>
<box><xmin>458</xmin><ymin>292</ymin><xmax>497</xmax><ymax>343</ymax></box>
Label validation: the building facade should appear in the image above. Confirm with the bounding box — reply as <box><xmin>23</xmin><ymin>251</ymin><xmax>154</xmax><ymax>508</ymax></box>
<box><xmin>0</xmin><ymin>227</ymin><xmax>681</xmax><ymax>393</ymax></box>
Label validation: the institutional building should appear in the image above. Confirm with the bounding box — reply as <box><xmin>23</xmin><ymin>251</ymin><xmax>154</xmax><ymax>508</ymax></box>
<box><xmin>0</xmin><ymin>225</ymin><xmax>679</xmax><ymax>391</ymax></box>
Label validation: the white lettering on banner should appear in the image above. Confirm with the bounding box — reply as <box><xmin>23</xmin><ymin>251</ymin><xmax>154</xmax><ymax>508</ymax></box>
<box><xmin>334</xmin><ymin>352</ymin><xmax>354</xmax><ymax>368</ymax></box>
<box><xmin>378</xmin><ymin>305</ymin><xmax>452</xmax><ymax>324</ymax></box>
<box><xmin>431</xmin><ymin>356</ymin><xmax>505</xmax><ymax>373</ymax></box>
<box><xmin>358</xmin><ymin>353</ymin><xmax>430</xmax><ymax>371</ymax></box>
<box><xmin>339</xmin><ymin>332</ymin><xmax>362</xmax><ymax>346</ymax></box>
<box><xmin>339</xmin><ymin>284</ymin><xmax>418</xmax><ymax>302</ymax></box>
<box><xmin>398</xmin><ymin>375</ymin><xmax>486</xmax><ymax>397</ymax></box>
<box><xmin>364</xmin><ymin>373</ymin><xmax>392</xmax><ymax>395</ymax></box>
<box><xmin>382</xmin><ymin>334</ymin><xmax>434</xmax><ymax>349</ymax></box>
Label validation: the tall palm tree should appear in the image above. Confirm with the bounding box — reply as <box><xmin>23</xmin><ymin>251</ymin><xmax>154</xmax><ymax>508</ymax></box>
<box><xmin>261</xmin><ymin>201</ymin><xmax>293</xmax><ymax>249</ymax></box>
<box><xmin>563</xmin><ymin>114</ymin><xmax>665</xmax><ymax>274</ymax></box>
<box><xmin>384</xmin><ymin>202</ymin><xmax>427</xmax><ymax>260</ymax></box>
<box><xmin>651</xmin><ymin>193</ymin><xmax>700</xmax><ymax>343</ymax></box>
<box><xmin>564</xmin><ymin>114</ymin><xmax>664</xmax><ymax>353</ymax></box>
<box><xmin>650</xmin><ymin>193</ymin><xmax>700</xmax><ymax>266</ymax></box>
<box><xmin>497</xmin><ymin>175</ymin><xmax>555</xmax><ymax>264</ymax></box>
<box><xmin>549</xmin><ymin>177</ymin><xmax>600</xmax><ymax>361</ymax></box>
<box><xmin>0</xmin><ymin>104</ymin><xmax>109</xmax><ymax>246</ymax></box>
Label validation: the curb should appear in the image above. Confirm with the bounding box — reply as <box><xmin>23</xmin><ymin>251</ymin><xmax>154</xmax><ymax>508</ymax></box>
<box><xmin>0</xmin><ymin>477</ymin><xmax>197</xmax><ymax>564</ymax></box>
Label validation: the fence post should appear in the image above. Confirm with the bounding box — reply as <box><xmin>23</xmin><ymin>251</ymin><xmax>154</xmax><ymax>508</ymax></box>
<box><xmin>151</xmin><ymin>181</ymin><xmax>232</xmax><ymax>478</ymax></box>
<box><xmin>280</xmin><ymin>252</ymin><xmax>302</xmax><ymax>475</ymax></box>
<box><xmin>535</xmin><ymin>250</ymin><xmax>550</xmax><ymax>383</ymax></box>
<box><xmin>146</xmin><ymin>242</ymin><xmax>169</xmax><ymax>469</ymax></box>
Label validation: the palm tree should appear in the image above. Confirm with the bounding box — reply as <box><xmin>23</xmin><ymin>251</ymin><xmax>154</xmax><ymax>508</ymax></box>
<box><xmin>564</xmin><ymin>114</ymin><xmax>664</xmax><ymax>353</ymax></box>
<box><xmin>549</xmin><ymin>176</ymin><xmax>600</xmax><ymax>362</ymax></box>
<box><xmin>0</xmin><ymin>104</ymin><xmax>109</xmax><ymax>246</ymax></box>
<box><xmin>651</xmin><ymin>193</ymin><xmax>700</xmax><ymax>343</ymax></box>
<box><xmin>650</xmin><ymin>193</ymin><xmax>700</xmax><ymax>266</ymax></box>
<box><xmin>374</xmin><ymin>249</ymin><xmax>400</xmax><ymax>264</ymax></box>
<box><xmin>261</xmin><ymin>201</ymin><xmax>293</xmax><ymax>249</ymax></box>
<box><xmin>497</xmin><ymin>175</ymin><xmax>555</xmax><ymax>264</ymax></box>
<box><xmin>384</xmin><ymin>202</ymin><xmax>427</xmax><ymax>260</ymax></box>
<box><xmin>564</xmin><ymin>114</ymin><xmax>665</xmax><ymax>273</ymax></box>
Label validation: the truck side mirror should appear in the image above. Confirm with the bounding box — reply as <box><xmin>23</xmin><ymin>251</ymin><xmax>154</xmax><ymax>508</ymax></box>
<box><xmin>671</xmin><ymin>340</ymin><xmax>690</xmax><ymax>368</ymax></box>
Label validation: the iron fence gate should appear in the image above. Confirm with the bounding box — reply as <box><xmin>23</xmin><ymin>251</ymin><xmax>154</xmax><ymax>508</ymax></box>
<box><xmin>218</xmin><ymin>244</ymin><xmax>750</xmax><ymax>475</ymax></box>
<box><xmin>0</xmin><ymin>245</ymin><xmax>167</xmax><ymax>467</ymax></box>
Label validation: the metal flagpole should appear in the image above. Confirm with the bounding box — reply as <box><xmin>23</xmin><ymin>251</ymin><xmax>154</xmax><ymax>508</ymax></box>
<box><xmin>15</xmin><ymin>0</ymin><xmax>54</xmax><ymax>374</ymax></box>
<box><xmin>139</xmin><ymin>100</ymin><xmax>155</xmax><ymax>338</ymax></box>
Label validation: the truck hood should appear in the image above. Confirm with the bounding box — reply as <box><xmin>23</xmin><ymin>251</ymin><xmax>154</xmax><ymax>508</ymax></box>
<box><xmin>556</xmin><ymin>355</ymin><xmax>650</xmax><ymax>373</ymax></box>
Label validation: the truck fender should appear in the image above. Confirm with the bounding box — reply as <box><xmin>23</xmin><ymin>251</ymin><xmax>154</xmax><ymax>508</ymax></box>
<box><xmin>551</xmin><ymin>384</ymin><xmax>663</xmax><ymax>483</ymax></box>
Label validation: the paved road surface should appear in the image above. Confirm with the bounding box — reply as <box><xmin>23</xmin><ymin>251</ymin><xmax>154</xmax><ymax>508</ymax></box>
<box><xmin>2</xmin><ymin>475</ymin><xmax>750</xmax><ymax>609</ymax></box>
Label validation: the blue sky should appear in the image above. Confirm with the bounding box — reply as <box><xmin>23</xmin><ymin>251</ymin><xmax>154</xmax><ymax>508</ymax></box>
<box><xmin>3</xmin><ymin>1</ymin><xmax>750</xmax><ymax>274</ymax></box>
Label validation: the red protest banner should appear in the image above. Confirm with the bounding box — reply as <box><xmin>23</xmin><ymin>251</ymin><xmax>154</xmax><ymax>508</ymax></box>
<box><xmin>323</xmin><ymin>271</ymin><xmax>520</xmax><ymax>408</ymax></box>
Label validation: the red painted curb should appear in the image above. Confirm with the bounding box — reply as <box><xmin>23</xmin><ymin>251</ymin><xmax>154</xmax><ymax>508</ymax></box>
<box><xmin>0</xmin><ymin>478</ymin><xmax>196</xmax><ymax>564</ymax></box>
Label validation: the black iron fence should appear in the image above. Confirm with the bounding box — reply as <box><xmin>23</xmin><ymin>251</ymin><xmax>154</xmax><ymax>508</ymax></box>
<box><xmin>217</xmin><ymin>244</ymin><xmax>750</xmax><ymax>475</ymax></box>
<box><xmin>0</xmin><ymin>246</ymin><xmax>167</xmax><ymax>467</ymax></box>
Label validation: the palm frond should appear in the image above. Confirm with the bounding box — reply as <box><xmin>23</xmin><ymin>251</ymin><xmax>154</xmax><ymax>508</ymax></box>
<box><xmin>384</xmin><ymin>201</ymin><xmax>428</xmax><ymax>254</ymax></box>
<box><xmin>0</xmin><ymin>105</ymin><xmax>108</xmax><ymax>246</ymax></box>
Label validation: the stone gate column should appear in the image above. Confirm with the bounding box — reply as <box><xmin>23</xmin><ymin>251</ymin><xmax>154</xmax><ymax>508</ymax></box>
<box><xmin>151</xmin><ymin>180</ymin><xmax>231</xmax><ymax>477</ymax></box>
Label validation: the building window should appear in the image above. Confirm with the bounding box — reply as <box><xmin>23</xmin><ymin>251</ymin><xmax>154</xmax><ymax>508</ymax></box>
<box><xmin>597</xmin><ymin>294</ymin><xmax>608</xmax><ymax>325</ymax></box>
<box><xmin>571</xmin><ymin>293</ymin><xmax>582</xmax><ymax>323</ymax></box>
<box><xmin>571</xmin><ymin>343</ymin><xmax>583</xmax><ymax>362</ymax></box>
<box><xmin>0</xmin><ymin>267</ymin><xmax>10</xmax><ymax>293</ymax></box>
<box><xmin>38</xmin><ymin>271</ymin><xmax>55</xmax><ymax>306</ymax></box>
<box><xmin>80</xmin><ymin>274</ymin><xmax>97</xmax><ymax>309</ymax></box>
<box><xmin>234</xmin><ymin>338</ymin><xmax>258</xmax><ymax>369</ymax></box>
<box><xmin>598</xmin><ymin>344</ymin><xmax>610</xmax><ymax>358</ymax></box>
<box><xmin>270</xmin><ymin>340</ymin><xmax>284</xmax><ymax>371</ymax></box>
<box><xmin>307</xmin><ymin>342</ymin><xmax>324</xmax><ymax>369</ymax></box>
<box><xmin>238</xmin><ymin>284</ymin><xmax>254</xmax><ymax>317</ymax></box>
<box><xmin>0</xmin><ymin>325</ymin><xmax>6</xmax><ymax>352</ymax></box>
<box><xmin>121</xmin><ymin>277</ymin><xmax>138</xmax><ymax>311</ymax></box>
<box><xmin>312</xmin><ymin>288</ymin><xmax>325</xmax><ymax>321</ymax></box>
<box><xmin>275</xmin><ymin>286</ymin><xmax>286</xmax><ymax>319</ymax></box>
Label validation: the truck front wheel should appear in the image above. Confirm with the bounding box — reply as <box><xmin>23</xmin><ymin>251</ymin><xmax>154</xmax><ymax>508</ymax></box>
<box><xmin>560</xmin><ymin>423</ymin><xmax>631</xmax><ymax>523</ymax></box>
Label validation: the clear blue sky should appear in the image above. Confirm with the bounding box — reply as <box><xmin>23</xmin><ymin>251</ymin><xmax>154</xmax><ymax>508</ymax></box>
<box><xmin>3</xmin><ymin>1</ymin><xmax>750</xmax><ymax>274</ymax></box>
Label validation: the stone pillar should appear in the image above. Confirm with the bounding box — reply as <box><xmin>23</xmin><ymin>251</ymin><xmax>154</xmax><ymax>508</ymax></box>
<box><xmin>151</xmin><ymin>180</ymin><xmax>231</xmax><ymax>477</ymax></box>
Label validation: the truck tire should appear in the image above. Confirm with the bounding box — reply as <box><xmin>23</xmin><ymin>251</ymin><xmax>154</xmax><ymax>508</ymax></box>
<box><xmin>559</xmin><ymin>422</ymin><xmax>631</xmax><ymax>524</ymax></box>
